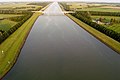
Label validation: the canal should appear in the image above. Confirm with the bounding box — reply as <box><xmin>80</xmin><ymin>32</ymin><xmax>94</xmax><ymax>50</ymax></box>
<box><xmin>3</xmin><ymin>2</ymin><xmax>120</xmax><ymax>80</ymax></box>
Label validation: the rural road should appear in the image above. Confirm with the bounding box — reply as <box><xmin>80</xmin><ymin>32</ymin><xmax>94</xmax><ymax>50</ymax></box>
<box><xmin>3</xmin><ymin>2</ymin><xmax>120</xmax><ymax>80</ymax></box>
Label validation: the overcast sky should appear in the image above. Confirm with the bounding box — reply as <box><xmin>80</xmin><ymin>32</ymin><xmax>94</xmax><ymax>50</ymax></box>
<box><xmin>0</xmin><ymin>0</ymin><xmax>120</xmax><ymax>3</ymax></box>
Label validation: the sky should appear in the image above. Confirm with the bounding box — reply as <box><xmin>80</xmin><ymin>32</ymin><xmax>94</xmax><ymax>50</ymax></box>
<box><xmin>0</xmin><ymin>0</ymin><xmax>120</xmax><ymax>3</ymax></box>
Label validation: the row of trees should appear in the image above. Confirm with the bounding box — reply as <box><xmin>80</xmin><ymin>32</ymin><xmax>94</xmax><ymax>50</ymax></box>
<box><xmin>71</xmin><ymin>11</ymin><xmax>120</xmax><ymax>42</ymax></box>
<box><xmin>27</xmin><ymin>7</ymin><xmax>43</xmax><ymax>11</ymax></box>
<box><xmin>27</xmin><ymin>2</ymin><xmax>50</xmax><ymax>7</ymax></box>
<box><xmin>110</xmin><ymin>18</ymin><xmax>120</xmax><ymax>24</ymax></box>
<box><xmin>89</xmin><ymin>11</ymin><xmax>120</xmax><ymax>17</ymax></box>
<box><xmin>95</xmin><ymin>17</ymin><xmax>120</xmax><ymax>24</ymax></box>
<box><xmin>9</xmin><ymin>15</ymin><xmax>27</xmax><ymax>22</ymax></box>
<box><xmin>0</xmin><ymin>12</ymin><xmax>33</xmax><ymax>44</ymax></box>
<box><xmin>15</xmin><ymin>6</ymin><xmax>36</xmax><ymax>9</ymax></box>
<box><xmin>0</xmin><ymin>9</ymin><xmax>31</xmax><ymax>14</ymax></box>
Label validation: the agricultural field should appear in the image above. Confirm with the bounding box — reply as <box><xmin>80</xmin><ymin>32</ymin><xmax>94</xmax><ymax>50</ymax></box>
<box><xmin>0</xmin><ymin>2</ymin><xmax>50</xmax><ymax>44</ymax></box>
<box><xmin>0</xmin><ymin>19</ymin><xmax>17</xmax><ymax>31</ymax></box>
<box><xmin>108</xmin><ymin>24</ymin><xmax>120</xmax><ymax>33</ymax></box>
<box><xmin>0</xmin><ymin>14</ymin><xmax>22</xmax><ymax>31</ymax></box>
<box><xmin>0</xmin><ymin>14</ymin><xmax>22</xmax><ymax>19</ymax></box>
<box><xmin>66</xmin><ymin>2</ymin><xmax>88</xmax><ymax>10</ymax></box>
<box><xmin>79</xmin><ymin>7</ymin><xmax>120</xmax><ymax>12</ymax></box>
<box><xmin>65</xmin><ymin>2</ymin><xmax>120</xmax><ymax>12</ymax></box>
<box><xmin>0</xmin><ymin>2</ymin><xmax>42</xmax><ymax>11</ymax></box>
<box><xmin>0</xmin><ymin>2</ymin><xmax>51</xmax><ymax>11</ymax></box>
<box><xmin>91</xmin><ymin>16</ymin><xmax>120</xmax><ymax>22</ymax></box>
<box><xmin>91</xmin><ymin>16</ymin><xmax>120</xmax><ymax>33</ymax></box>
<box><xmin>0</xmin><ymin>2</ymin><xmax>39</xmax><ymax>33</ymax></box>
<box><xmin>0</xmin><ymin>14</ymin><xmax>23</xmax><ymax>32</ymax></box>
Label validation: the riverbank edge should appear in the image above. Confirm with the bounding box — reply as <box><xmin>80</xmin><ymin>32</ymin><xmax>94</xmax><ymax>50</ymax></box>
<box><xmin>66</xmin><ymin>14</ymin><xmax>120</xmax><ymax>54</ymax></box>
<box><xmin>0</xmin><ymin>13</ymin><xmax>41</xmax><ymax>79</ymax></box>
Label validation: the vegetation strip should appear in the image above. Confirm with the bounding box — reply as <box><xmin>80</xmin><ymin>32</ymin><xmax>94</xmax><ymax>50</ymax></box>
<box><xmin>70</xmin><ymin>11</ymin><xmax>120</xmax><ymax>42</ymax></box>
<box><xmin>0</xmin><ymin>12</ymin><xmax>41</xmax><ymax>79</ymax></box>
<box><xmin>66</xmin><ymin>14</ymin><xmax>120</xmax><ymax>54</ymax></box>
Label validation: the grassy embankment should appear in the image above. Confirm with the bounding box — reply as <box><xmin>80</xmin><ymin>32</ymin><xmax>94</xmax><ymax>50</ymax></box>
<box><xmin>66</xmin><ymin>14</ymin><xmax>120</xmax><ymax>54</ymax></box>
<box><xmin>0</xmin><ymin>12</ymin><xmax>41</xmax><ymax>79</ymax></box>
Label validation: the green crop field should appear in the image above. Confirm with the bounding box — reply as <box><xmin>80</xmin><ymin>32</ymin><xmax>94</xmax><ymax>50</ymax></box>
<box><xmin>78</xmin><ymin>7</ymin><xmax>120</xmax><ymax>12</ymax></box>
<box><xmin>91</xmin><ymin>16</ymin><xmax>120</xmax><ymax>23</ymax></box>
<box><xmin>0</xmin><ymin>19</ymin><xmax>17</xmax><ymax>31</ymax></box>
<box><xmin>64</xmin><ymin>2</ymin><xmax>120</xmax><ymax>12</ymax></box>
<box><xmin>91</xmin><ymin>16</ymin><xmax>120</xmax><ymax>21</ymax></box>
<box><xmin>0</xmin><ymin>14</ymin><xmax>22</xmax><ymax>31</ymax></box>
<box><xmin>0</xmin><ymin>2</ymin><xmax>44</xmax><ymax>11</ymax></box>
<box><xmin>91</xmin><ymin>16</ymin><xmax>120</xmax><ymax>33</ymax></box>
<box><xmin>108</xmin><ymin>24</ymin><xmax>120</xmax><ymax>33</ymax></box>
<box><xmin>0</xmin><ymin>3</ymin><xmax>41</xmax><ymax>10</ymax></box>
<box><xmin>0</xmin><ymin>14</ymin><xmax>22</xmax><ymax>19</ymax></box>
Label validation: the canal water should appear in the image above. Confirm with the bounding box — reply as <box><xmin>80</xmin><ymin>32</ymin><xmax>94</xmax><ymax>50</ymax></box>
<box><xmin>3</xmin><ymin>2</ymin><xmax>120</xmax><ymax>80</ymax></box>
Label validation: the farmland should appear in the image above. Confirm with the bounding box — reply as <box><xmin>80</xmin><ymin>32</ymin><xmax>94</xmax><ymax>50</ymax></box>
<box><xmin>0</xmin><ymin>20</ymin><xmax>17</xmax><ymax>31</ymax></box>
<box><xmin>91</xmin><ymin>16</ymin><xmax>120</xmax><ymax>22</ymax></box>
<box><xmin>0</xmin><ymin>14</ymin><xmax>22</xmax><ymax>19</ymax></box>
<box><xmin>91</xmin><ymin>16</ymin><xmax>120</xmax><ymax>33</ymax></box>
<box><xmin>0</xmin><ymin>2</ymin><xmax>50</xmax><ymax>11</ymax></box>
<box><xmin>63</xmin><ymin>2</ymin><xmax>120</xmax><ymax>12</ymax></box>
<box><xmin>0</xmin><ymin>2</ymin><xmax>41</xmax><ymax>11</ymax></box>
<box><xmin>79</xmin><ymin>7</ymin><xmax>120</xmax><ymax>12</ymax></box>
<box><xmin>0</xmin><ymin>14</ymin><xmax>23</xmax><ymax>31</ymax></box>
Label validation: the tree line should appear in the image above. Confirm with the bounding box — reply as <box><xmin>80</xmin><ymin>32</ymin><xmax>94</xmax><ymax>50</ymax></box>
<box><xmin>9</xmin><ymin>15</ymin><xmax>27</xmax><ymax>22</ymax></box>
<box><xmin>0</xmin><ymin>12</ymin><xmax>33</xmax><ymax>44</ymax></box>
<box><xmin>71</xmin><ymin>11</ymin><xmax>120</xmax><ymax>42</ymax></box>
<box><xmin>27</xmin><ymin>2</ymin><xmax>50</xmax><ymax>8</ymax></box>
<box><xmin>0</xmin><ymin>9</ymin><xmax>31</xmax><ymax>14</ymax></box>
<box><xmin>89</xmin><ymin>11</ymin><xmax>120</xmax><ymax>17</ymax></box>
